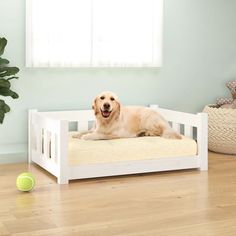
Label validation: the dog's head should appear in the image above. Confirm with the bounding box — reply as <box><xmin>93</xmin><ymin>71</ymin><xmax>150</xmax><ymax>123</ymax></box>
<box><xmin>92</xmin><ymin>91</ymin><xmax>120</xmax><ymax>122</ymax></box>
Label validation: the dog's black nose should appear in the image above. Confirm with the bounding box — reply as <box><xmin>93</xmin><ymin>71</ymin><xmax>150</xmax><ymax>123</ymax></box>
<box><xmin>103</xmin><ymin>103</ymin><xmax>110</xmax><ymax>110</ymax></box>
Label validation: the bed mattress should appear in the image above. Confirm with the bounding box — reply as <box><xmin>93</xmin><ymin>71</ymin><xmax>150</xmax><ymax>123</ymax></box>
<box><xmin>68</xmin><ymin>134</ymin><xmax>197</xmax><ymax>165</ymax></box>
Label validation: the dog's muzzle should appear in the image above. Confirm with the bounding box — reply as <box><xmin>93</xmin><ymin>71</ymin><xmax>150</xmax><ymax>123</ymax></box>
<box><xmin>101</xmin><ymin>110</ymin><xmax>112</xmax><ymax>118</ymax></box>
<box><xmin>101</xmin><ymin>103</ymin><xmax>112</xmax><ymax>118</ymax></box>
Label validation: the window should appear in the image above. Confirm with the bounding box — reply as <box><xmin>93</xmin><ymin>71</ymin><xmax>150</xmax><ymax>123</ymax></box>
<box><xmin>26</xmin><ymin>0</ymin><xmax>163</xmax><ymax>67</ymax></box>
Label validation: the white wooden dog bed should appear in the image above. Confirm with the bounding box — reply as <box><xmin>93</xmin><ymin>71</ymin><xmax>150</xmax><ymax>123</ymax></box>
<box><xmin>28</xmin><ymin>105</ymin><xmax>208</xmax><ymax>184</ymax></box>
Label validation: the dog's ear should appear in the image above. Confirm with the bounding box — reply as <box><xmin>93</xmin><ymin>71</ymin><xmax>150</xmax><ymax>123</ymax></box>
<box><xmin>115</xmin><ymin>100</ymin><xmax>121</xmax><ymax>119</ymax></box>
<box><xmin>92</xmin><ymin>97</ymin><xmax>96</xmax><ymax>110</ymax></box>
<box><xmin>117</xmin><ymin>101</ymin><xmax>121</xmax><ymax>113</ymax></box>
<box><xmin>92</xmin><ymin>98</ymin><xmax>99</xmax><ymax>115</ymax></box>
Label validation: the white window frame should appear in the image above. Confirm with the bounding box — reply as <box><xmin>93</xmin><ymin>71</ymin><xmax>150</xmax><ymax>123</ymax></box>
<box><xmin>26</xmin><ymin>0</ymin><xmax>163</xmax><ymax>68</ymax></box>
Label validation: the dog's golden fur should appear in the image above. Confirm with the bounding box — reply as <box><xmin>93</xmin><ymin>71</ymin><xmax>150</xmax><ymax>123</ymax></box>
<box><xmin>73</xmin><ymin>91</ymin><xmax>181</xmax><ymax>140</ymax></box>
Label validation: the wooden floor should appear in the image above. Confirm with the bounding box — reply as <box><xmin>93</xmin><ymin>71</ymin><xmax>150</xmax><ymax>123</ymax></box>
<box><xmin>0</xmin><ymin>152</ymin><xmax>236</xmax><ymax>236</ymax></box>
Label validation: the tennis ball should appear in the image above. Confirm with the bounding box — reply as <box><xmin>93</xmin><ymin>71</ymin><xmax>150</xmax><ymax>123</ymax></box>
<box><xmin>16</xmin><ymin>172</ymin><xmax>35</xmax><ymax>192</ymax></box>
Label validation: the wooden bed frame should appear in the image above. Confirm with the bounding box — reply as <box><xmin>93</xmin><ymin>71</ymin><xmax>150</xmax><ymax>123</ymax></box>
<box><xmin>28</xmin><ymin>105</ymin><xmax>208</xmax><ymax>184</ymax></box>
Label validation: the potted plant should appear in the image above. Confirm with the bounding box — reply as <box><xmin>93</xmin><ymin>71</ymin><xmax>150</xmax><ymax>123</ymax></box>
<box><xmin>0</xmin><ymin>37</ymin><xmax>19</xmax><ymax>124</ymax></box>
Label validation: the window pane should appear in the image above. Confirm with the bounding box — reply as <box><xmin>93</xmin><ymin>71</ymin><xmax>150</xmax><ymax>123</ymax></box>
<box><xmin>26</xmin><ymin>0</ymin><xmax>163</xmax><ymax>67</ymax></box>
<box><xmin>28</xmin><ymin>0</ymin><xmax>92</xmax><ymax>67</ymax></box>
<box><xmin>92</xmin><ymin>0</ymin><xmax>162</xmax><ymax>67</ymax></box>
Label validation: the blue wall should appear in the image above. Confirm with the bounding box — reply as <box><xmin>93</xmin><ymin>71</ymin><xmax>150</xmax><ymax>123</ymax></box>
<box><xmin>1</xmin><ymin>0</ymin><xmax>236</xmax><ymax>162</ymax></box>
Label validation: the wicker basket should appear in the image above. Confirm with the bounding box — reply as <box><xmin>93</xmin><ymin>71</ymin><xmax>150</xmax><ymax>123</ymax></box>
<box><xmin>203</xmin><ymin>105</ymin><xmax>236</xmax><ymax>154</ymax></box>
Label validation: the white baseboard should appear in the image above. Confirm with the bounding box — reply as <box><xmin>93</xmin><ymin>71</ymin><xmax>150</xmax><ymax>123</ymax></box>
<box><xmin>0</xmin><ymin>143</ymin><xmax>27</xmax><ymax>164</ymax></box>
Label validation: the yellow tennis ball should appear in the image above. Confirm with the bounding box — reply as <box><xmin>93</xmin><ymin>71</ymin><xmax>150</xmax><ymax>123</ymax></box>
<box><xmin>16</xmin><ymin>172</ymin><xmax>35</xmax><ymax>192</ymax></box>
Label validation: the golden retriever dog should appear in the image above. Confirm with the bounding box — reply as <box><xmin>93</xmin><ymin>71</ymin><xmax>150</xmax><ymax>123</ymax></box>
<box><xmin>73</xmin><ymin>91</ymin><xmax>181</xmax><ymax>140</ymax></box>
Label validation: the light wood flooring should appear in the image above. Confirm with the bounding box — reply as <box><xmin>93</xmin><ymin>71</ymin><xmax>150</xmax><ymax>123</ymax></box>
<box><xmin>0</xmin><ymin>152</ymin><xmax>236</xmax><ymax>236</ymax></box>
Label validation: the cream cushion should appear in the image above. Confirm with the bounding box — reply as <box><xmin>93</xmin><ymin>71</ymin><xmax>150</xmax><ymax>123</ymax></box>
<box><xmin>68</xmin><ymin>134</ymin><xmax>197</xmax><ymax>165</ymax></box>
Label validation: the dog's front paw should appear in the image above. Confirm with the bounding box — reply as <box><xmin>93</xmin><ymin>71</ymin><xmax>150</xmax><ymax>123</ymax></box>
<box><xmin>81</xmin><ymin>134</ymin><xmax>93</xmax><ymax>140</ymax></box>
<box><xmin>72</xmin><ymin>133</ymin><xmax>83</xmax><ymax>139</ymax></box>
<box><xmin>162</xmin><ymin>131</ymin><xmax>182</xmax><ymax>139</ymax></box>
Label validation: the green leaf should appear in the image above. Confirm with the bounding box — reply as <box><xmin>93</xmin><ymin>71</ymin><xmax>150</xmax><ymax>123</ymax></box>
<box><xmin>0</xmin><ymin>99</ymin><xmax>5</xmax><ymax>108</ymax></box>
<box><xmin>0</xmin><ymin>79</ymin><xmax>11</xmax><ymax>89</ymax></box>
<box><xmin>0</xmin><ymin>87</ymin><xmax>19</xmax><ymax>99</ymax></box>
<box><xmin>4</xmin><ymin>103</ymin><xmax>10</xmax><ymax>112</ymax></box>
<box><xmin>0</xmin><ymin>110</ymin><xmax>5</xmax><ymax>124</ymax></box>
<box><xmin>11</xmin><ymin>91</ymin><xmax>19</xmax><ymax>99</ymax></box>
<box><xmin>0</xmin><ymin>99</ymin><xmax>10</xmax><ymax>113</ymax></box>
<box><xmin>0</xmin><ymin>58</ymin><xmax>9</xmax><ymax>66</ymax></box>
<box><xmin>0</xmin><ymin>87</ymin><xmax>12</xmax><ymax>96</ymax></box>
<box><xmin>0</xmin><ymin>38</ymin><xmax>7</xmax><ymax>57</ymax></box>
<box><xmin>0</xmin><ymin>67</ymin><xmax>19</xmax><ymax>77</ymax></box>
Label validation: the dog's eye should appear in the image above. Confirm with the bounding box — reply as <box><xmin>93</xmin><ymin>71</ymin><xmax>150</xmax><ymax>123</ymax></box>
<box><xmin>100</xmin><ymin>96</ymin><xmax>105</xmax><ymax>100</ymax></box>
<box><xmin>110</xmin><ymin>97</ymin><xmax>115</xmax><ymax>101</ymax></box>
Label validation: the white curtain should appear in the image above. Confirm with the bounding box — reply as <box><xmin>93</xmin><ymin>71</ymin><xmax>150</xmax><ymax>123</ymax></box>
<box><xmin>26</xmin><ymin>0</ymin><xmax>163</xmax><ymax>67</ymax></box>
